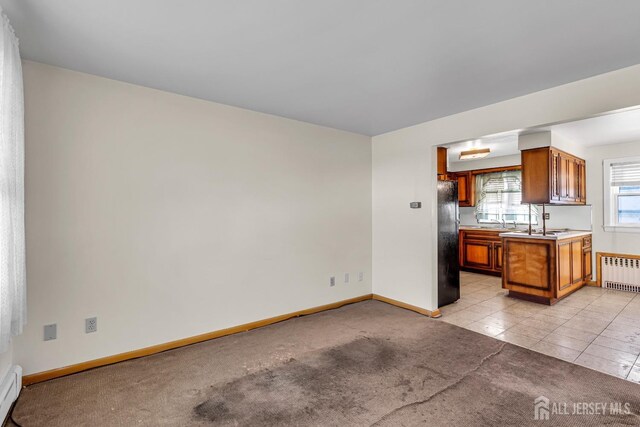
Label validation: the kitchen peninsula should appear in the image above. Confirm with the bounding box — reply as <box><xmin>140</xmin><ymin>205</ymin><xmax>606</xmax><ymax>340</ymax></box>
<box><xmin>500</xmin><ymin>230</ymin><xmax>593</xmax><ymax>305</ymax></box>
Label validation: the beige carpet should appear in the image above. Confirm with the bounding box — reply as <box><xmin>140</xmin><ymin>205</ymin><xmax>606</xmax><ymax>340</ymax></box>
<box><xmin>11</xmin><ymin>300</ymin><xmax>640</xmax><ymax>426</ymax></box>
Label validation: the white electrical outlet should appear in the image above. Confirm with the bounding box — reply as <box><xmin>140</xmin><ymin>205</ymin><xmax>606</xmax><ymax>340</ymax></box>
<box><xmin>344</xmin><ymin>273</ymin><xmax>350</xmax><ymax>283</ymax></box>
<box><xmin>85</xmin><ymin>317</ymin><xmax>98</xmax><ymax>333</ymax></box>
<box><xmin>330</xmin><ymin>276</ymin><xmax>336</xmax><ymax>287</ymax></box>
<box><xmin>358</xmin><ymin>272</ymin><xmax>364</xmax><ymax>282</ymax></box>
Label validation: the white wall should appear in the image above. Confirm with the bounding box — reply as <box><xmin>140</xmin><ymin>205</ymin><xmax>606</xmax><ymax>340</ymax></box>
<box><xmin>17</xmin><ymin>61</ymin><xmax>372</xmax><ymax>375</ymax></box>
<box><xmin>585</xmin><ymin>140</ymin><xmax>640</xmax><ymax>258</ymax></box>
<box><xmin>459</xmin><ymin>205</ymin><xmax>593</xmax><ymax>231</ymax></box>
<box><xmin>518</xmin><ymin>131</ymin><xmax>588</xmax><ymax>158</ymax></box>
<box><xmin>373</xmin><ymin>64</ymin><xmax>640</xmax><ymax>311</ymax></box>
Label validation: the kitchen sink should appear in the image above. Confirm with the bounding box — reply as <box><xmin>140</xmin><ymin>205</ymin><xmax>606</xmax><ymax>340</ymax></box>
<box><xmin>507</xmin><ymin>228</ymin><xmax>574</xmax><ymax>236</ymax></box>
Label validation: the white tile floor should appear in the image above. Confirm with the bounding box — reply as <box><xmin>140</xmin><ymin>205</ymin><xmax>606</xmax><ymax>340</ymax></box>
<box><xmin>439</xmin><ymin>271</ymin><xmax>640</xmax><ymax>383</ymax></box>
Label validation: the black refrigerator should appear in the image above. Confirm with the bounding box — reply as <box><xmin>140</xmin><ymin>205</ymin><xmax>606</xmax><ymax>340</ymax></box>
<box><xmin>437</xmin><ymin>180</ymin><xmax>460</xmax><ymax>307</ymax></box>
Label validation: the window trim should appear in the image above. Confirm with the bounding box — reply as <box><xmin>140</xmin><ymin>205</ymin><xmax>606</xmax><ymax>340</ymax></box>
<box><xmin>604</xmin><ymin>156</ymin><xmax>640</xmax><ymax>233</ymax></box>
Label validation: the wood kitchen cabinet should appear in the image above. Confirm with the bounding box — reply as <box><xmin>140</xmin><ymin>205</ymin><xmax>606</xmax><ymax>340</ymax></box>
<box><xmin>452</xmin><ymin>171</ymin><xmax>474</xmax><ymax>207</ymax></box>
<box><xmin>557</xmin><ymin>238</ymin><xmax>583</xmax><ymax>290</ymax></box>
<box><xmin>493</xmin><ymin>242</ymin><xmax>503</xmax><ymax>272</ymax></box>
<box><xmin>437</xmin><ymin>147</ymin><xmax>448</xmax><ymax>178</ymax></box>
<box><xmin>583</xmin><ymin>235</ymin><xmax>593</xmax><ymax>282</ymax></box>
<box><xmin>522</xmin><ymin>147</ymin><xmax>586</xmax><ymax>205</ymax></box>
<box><xmin>459</xmin><ymin>229</ymin><xmax>502</xmax><ymax>275</ymax></box>
<box><xmin>502</xmin><ymin>233</ymin><xmax>593</xmax><ymax>305</ymax></box>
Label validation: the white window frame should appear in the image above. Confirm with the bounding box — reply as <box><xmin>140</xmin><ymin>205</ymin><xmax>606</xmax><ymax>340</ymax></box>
<box><xmin>604</xmin><ymin>156</ymin><xmax>640</xmax><ymax>233</ymax></box>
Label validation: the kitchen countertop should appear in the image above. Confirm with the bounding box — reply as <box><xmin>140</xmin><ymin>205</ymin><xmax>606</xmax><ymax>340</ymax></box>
<box><xmin>459</xmin><ymin>226</ymin><xmax>520</xmax><ymax>232</ymax></box>
<box><xmin>498</xmin><ymin>230</ymin><xmax>592</xmax><ymax>240</ymax></box>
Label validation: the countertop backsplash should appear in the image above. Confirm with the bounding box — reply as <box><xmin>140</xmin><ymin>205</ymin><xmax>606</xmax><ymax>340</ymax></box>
<box><xmin>459</xmin><ymin>205</ymin><xmax>593</xmax><ymax>231</ymax></box>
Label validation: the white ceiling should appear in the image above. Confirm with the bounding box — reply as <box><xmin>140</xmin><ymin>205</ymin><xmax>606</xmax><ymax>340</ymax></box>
<box><xmin>547</xmin><ymin>108</ymin><xmax>640</xmax><ymax>147</ymax></box>
<box><xmin>3</xmin><ymin>1</ymin><xmax>640</xmax><ymax>136</ymax></box>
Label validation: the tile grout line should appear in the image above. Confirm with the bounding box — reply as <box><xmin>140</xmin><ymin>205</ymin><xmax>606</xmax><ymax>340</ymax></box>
<box><xmin>455</xmin><ymin>275</ymin><xmax>640</xmax><ymax>381</ymax></box>
<box><xmin>573</xmin><ymin>292</ymin><xmax>637</xmax><ymax>378</ymax></box>
<box><xmin>624</xmin><ymin>293</ymin><xmax>640</xmax><ymax>379</ymax></box>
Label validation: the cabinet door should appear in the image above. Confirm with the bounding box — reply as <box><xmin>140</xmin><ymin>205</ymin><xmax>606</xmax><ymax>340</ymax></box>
<box><xmin>493</xmin><ymin>242</ymin><xmax>503</xmax><ymax>272</ymax></box>
<box><xmin>558</xmin><ymin>156</ymin><xmax>568</xmax><ymax>201</ymax></box>
<box><xmin>571</xmin><ymin>240</ymin><xmax>584</xmax><ymax>284</ymax></box>
<box><xmin>568</xmin><ymin>159</ymin><xmax>578</xmax><ymax>202</ymax></box>
<box><xmin>551</xmin><ymin>152</ymin><xmax>562</xmax><ymax>202</ymax></box>
<box><xmin>437</xmin><ymin>147</ymin><xmax>448</xmax><ymax>177</ymax></box>
<box><xmin>565</xmin><ymin>157</ymin><xmax>578</xmax><ymax>201</ymax></box>
<box><xmin>551</xmin><ymin>153</ymin><xmax>587</xmax><ymax>204</ymax></box>
<box><xmin>558</xmin><ymin>242</ymin><xmax>572</xmax><ymax>290</ymax></box>
<box><xmin>457</xmin><ymin>173</ymin><xmax>468</xmax><ymax>204</ymax></box>
<box><xmin>456</xmin><ymin>172</ymin><xmax>474</xmax><ymax>207</ymax></box>
<box><xmin>463</xmin><ymin>240</ymin><xmax>492</xmax><ymax>270</ymax></box>
<box><xmin>583</xmin><ymin>249</ymin><xmax>593</xmax><ymax>282</ymax></box>
<box><xmin>578</xmin><ymin>160</ymin><xmax>587</xmax><ymax>203</ymax></box>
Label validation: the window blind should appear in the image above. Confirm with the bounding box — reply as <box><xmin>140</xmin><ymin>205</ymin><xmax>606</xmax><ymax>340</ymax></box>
<box><xmin>474</xmin><ymin>171</ymin><xmax>538</xmax><ymax>225</ymax></box>
<box><xmin>611</xmin><ymin>161</ymin><xmax>640</xmax><ymax>187</ymax></box>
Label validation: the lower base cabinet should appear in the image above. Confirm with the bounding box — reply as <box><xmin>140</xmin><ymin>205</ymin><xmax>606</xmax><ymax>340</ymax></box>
<box><xmin>459</xmin><ymin>229</ymin><xmax>503</xmax><ymax>275</ymax></box>
<box><xmin>502</xmin><ymin>234</ymin><xmax>592</xmax><ymax>305</ymax></box>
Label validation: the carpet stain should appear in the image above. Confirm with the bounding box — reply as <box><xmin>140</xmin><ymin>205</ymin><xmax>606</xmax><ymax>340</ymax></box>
<box><xmin>192</xmin><ymin>336</ymin><xmax>410</xmax><ymax>425</ymax></box>
<box><xmin>191</xmin><ymin>329</ymin><xmax>640</xmax><ymax>426</ymax></box>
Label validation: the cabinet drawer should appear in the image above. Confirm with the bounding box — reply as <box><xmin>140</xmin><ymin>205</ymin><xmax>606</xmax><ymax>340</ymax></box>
<box><xmin>462</xmin><ymin>231</ymin><xmax>501</xmax><ymax>241</ymax></box>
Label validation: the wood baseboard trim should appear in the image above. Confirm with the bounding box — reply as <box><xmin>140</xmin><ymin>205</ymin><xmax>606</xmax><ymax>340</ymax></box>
<box><xmin>372</xmin><ymin>294</ymin><xmax>441</xmax><ymax>318</ymax></box>
<box><xmin>23</xmin><ymin>293</ymin><xmax>441</xmax><ymax>386</ymax></box>
<box><xmin>22</xmin><ymin>294</ymin><xmax>373</xmax><ymax>386</ymax></box>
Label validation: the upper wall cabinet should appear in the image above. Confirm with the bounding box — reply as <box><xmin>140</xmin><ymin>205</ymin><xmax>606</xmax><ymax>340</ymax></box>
<box><xmin>437</xmin><ymin>147</ymin><xmax>448</xmax><ymax>179</ymax></box>
<box><xmin>452</xmin><ymin>171</ymin><xmax>475</xmax><ymax>207</ymax></box>
<box><xmin>521</xmin><ymin>147</ymin><xmax>586</xmax><ymax>205</ymax></box>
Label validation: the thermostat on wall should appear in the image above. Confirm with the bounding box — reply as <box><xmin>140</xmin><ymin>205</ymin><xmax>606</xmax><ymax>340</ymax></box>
<box><xmin>410</xmin><ymin>202</ymin><xmax>422</xmax><ymax>209</ymax></box>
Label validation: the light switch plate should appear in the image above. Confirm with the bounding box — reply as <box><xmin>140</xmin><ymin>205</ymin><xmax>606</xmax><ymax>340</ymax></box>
<box><xmin>44</xmin><ymin>324</ymin><xmax>57</xmax><ymax>341</ymax></box>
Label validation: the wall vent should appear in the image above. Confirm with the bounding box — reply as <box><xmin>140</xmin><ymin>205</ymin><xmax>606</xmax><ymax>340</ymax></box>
<box><xmin>600</xmin><ymin>253</ymin><xmax>640</xmax><ymax>293</ymax></box>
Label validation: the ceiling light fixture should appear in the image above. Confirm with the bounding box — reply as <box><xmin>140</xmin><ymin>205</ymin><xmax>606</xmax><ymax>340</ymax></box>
<box><xmin>459</xmin><ymin>148</ymin><xmax>490</xmax><ymax>160</ymax></box>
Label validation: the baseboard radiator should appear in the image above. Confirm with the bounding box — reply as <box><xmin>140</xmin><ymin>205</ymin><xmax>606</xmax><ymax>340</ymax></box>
<box><xmin>600</xmin><ymin>253</ymin><xmax>640</xmax><ymax>293</ymax></box>
<box><xmin>0</xmin><ymin>365</ymin><xmax>21</xmax><ymax>424</ymax></box>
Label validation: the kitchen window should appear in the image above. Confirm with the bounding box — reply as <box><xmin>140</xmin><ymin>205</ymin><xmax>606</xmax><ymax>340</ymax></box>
<box><xmin>474</xmin><ymin>170</ymin><xmax>538</xmax><ymax>225</ymax></box>
<box><xmin>604</xmin><ymin>157</ymin><xmax>640</xmax><ymax>232</ymax></box>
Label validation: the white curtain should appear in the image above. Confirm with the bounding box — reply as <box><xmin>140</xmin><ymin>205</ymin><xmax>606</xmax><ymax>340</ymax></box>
<box><xmin>0</xmin><ymin>8</ymin><xmax>25</xmax><ymax>353</ymax></box>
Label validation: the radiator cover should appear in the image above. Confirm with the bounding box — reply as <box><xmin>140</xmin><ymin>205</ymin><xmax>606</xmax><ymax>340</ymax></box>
<box><xmin>601</xmin><ymin>254</ymin><xmax>640</xmax><ymax>293</ymax></box>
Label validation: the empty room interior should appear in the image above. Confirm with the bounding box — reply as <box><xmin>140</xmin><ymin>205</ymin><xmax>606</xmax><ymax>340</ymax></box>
<box><xmin>2</xmin><ymin>1</ymin><xmax>640</xmax><ymax>426</ymax></box>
